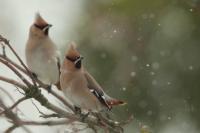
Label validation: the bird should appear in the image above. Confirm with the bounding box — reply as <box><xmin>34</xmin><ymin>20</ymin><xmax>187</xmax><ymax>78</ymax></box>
<box><xmin>25</xmin><ymin>13</ymin><xmax>60</xmax><ymax>89</ymax></box>
<box><xmin>60</xmin><ymin>43</ymin><xmax>125</xmax><ymax>112</ymax></box>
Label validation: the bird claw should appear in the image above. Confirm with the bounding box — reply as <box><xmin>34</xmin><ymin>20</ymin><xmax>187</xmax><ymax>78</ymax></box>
<box><xmin>31</xmin><ymin>72</ymin><xmax>38</xmax><ymax>78</ymax></box>
<box><xmin>74</xmin><ymin>106</ymin><xmax>90</xmax><ymax>122</ymax></box>
<box><xmin>80</xmin><ymin>112</ymin><xmax>90</xmax><ymax>122</ymax></box>
<box><xmin>74</xmin><ymin>106</ymin><xmax>81</xmax><ymax>114</ymax></box>
<box><xmin>47</xmin><ymin>85</ymin><xmax>52</xmax><ymax>93</ymax></box>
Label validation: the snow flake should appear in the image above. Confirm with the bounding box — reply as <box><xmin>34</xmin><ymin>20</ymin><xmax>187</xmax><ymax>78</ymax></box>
<box><xmin>130</xmin><ymin>71</ymin><xmax>136</xmax><ymax>77</ymax></box>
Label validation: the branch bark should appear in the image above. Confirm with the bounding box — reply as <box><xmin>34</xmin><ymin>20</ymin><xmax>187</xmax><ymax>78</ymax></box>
<box><xmin>0</xmin><ymin>35</ymin><xmax>131</xmax><ymax>133</ymax></box>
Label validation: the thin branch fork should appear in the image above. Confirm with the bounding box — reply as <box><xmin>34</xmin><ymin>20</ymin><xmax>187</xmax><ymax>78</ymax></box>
<box><xmin>0</xmin><ymin>54</ymin><xmax>74</xmax><ymax>111</ymax></box>
<box><xmin>19</xmin><ymin>119</ymin><xmax>74</xmax><ymax>126</ymax></box>
<box><xmin>0</xmin><ymin>76</ymin><xmax>27</xmax><ymax>89</ymax></box>
<box><xmin>0</xmin><ymin>54</ymin><xmax>27</xmax><ymax>75</ymax></box>
<box><xmin>0</xmin><ymin>58</ymin><xmax>31</xmax><ymax>87</ymax></box>
<box><xmin>0</xmin><ymin>97</ymin><xmax>27</xmax><ymax>115</ymax></box>
<box><xmin>0</xmin><ymin>35</ymin><xmax>37</xmax><ymax>86</ymax></box>
<box><xmin>0</xmin><ymin>99</ymin><xmax>31</xmax><ymax>133</ymax></box>
<box><xmin>0</xmin><ymin>63</ymin><xmax>100</xmax><ymax>130</ymax></box>
<box><xmin>0</xmin><ymin>35</ymin><xmax>131</xmax><ymax>133</ymax></box>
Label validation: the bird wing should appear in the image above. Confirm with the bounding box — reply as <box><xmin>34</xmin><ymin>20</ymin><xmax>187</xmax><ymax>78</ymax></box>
<box><xmin>55</xmin><ymin>50</ymin><xmax>61</xmax><ymax>74</ymax></box>
<box><xmin>56</xmin><ymin>56</ymin><xmax>61</xmax><ymax>74</ymax></box>
<box><xmin>55</xmin><ymin>51</ymin><xmax>61</xmax><ymax>90</ymax></box>
<box><xmin>84</xmin><ymin>70</ymin><xmax>112</xmax><ymax>110</ymax></box>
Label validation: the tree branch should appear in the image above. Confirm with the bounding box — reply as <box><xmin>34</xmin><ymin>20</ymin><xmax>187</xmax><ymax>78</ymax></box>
<box><xmin>0</xmin><ymin>35</ymin><xmax>131</xmax><ymax>133</ymax></box>
<box><xmin>0</xmin><ymin>97</ymin><xmax>27</xmax><ymax>116</ymax></box>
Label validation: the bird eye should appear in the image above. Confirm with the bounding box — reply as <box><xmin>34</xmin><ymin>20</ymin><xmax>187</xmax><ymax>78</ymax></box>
<box><xmin>76</xmin><ymin>56</ymin><xmax>80</xmax><ymax>60</ymax></box>
<box><xmin>66</xmin><ymin>56</ymin><xmax>76</xmax><ymax>62</ymax></box>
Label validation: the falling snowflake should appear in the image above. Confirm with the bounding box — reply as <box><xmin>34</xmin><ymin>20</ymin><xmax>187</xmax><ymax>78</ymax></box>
<box><xmin>122</xmin><ymin>87</ymin><xmax>126</xmax><ymax>91</ymax></box>
<box><xmin>130</xmin><ymin>71</ymin><xmax>136</xmax><ymax>77</ymax></box>
<box><xmin>152</xmin><ymin>62</ymin><xmax>160</xmax><ymax>70</ymax></box>
<box><xmin>167</xmin><ymin>116</ymin><xmax>172</xmax><ymax>120</ymax></box>
<box><xmin>147</xmin><ymin>110</ymin><xmax>153</xmax><ymax>116</ymax></box>
<box><xmin>131</xmin><ymin>55</ymin><xmax>138</xmax><ymax>62</ymax></box>
<box><xmin>150</xmin><ymin>71</ymin><xmax>155</xmax><ymax>76</ymax></box>
<box><xmin>188</xmin><ymin>66</ymin><xmax>193</xmax><ymax>70</ymax></box>
<box><xmin>167</xmin><ymin>82</ymin><xmax>171</xmax><ymax>85</ymax></box>
<box><xmin>146</xmin><ymin>64</ymin><xmax>150</xmax><ymax>67</ymax></box>
<box><xmin>113</xmin><ymin>29</ymin><xmax>117</xmax><ymax>33</ymax></box>
<box><xmin>100</xmin><ymin>53</ymin><xmax>107</xmax><ymax>59</ymax></box>
<box><xmin>152</xmin><ymin>80</ymin><xmax>157</xmax><ymax>85</ymax></box>
<box><xmin>189</xmin><ymin>8</ymin><xmax>193</xmax><ymax>12</ymax></box>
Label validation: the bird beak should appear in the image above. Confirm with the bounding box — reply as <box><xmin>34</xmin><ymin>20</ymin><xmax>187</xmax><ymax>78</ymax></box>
<box><xmin>42</xmin><ymin>24</ymin><xmax>52</xmax><ymax>32</ymax></box>
<box><xmin>74</xmin><ymin>56</ymin><xmax>84</xmax><ymax>64</ymax></box>
<box><xmin>80</xmin><ymin>56</ymin><xmax>84</xmax><ymax>60</ymax></box>
<box><xmin>74</xmin><ymin>56</ymin><xmax>84</xmax><ymax>69</ymax></box>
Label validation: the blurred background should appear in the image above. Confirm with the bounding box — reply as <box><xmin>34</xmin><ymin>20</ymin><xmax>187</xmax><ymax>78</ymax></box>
<box><xmin>0</xmin><ymin>0</ymin><xmax>200</xmax><ymax>132</ymax></box>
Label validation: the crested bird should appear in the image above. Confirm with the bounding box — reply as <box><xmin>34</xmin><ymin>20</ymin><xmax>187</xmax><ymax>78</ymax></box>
<box><xmin>25</xmin><ymin>13</ymin><xmax>60</xmax><ymax>89</ymax></box>
<box><xmin>60</xmin><ymin>43</ymin><xmax>125</xmax><ymax>112</ymax></box>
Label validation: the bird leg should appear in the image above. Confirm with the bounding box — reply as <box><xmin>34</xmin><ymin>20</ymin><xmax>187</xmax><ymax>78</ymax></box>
<box><xmin>80</xmin><ymin>112</ymin><xmax>90</xmax><ymax>122</ymax></box>
<box><xmin>31</xmin><ymin>72</ymin><xmax>38</xmax><ymax>79</ymax></box>
<box><xmin>47</xmin><ymin>85</ymin><xmax>52</xmax><ymax>93</ymax></box>
<box><xmin>74</xmin><ymin>106</ymin><xmax>90</xmax><ymax>122</ymax></box>
<box><xmin>74</xmin><ymin>106</ymin><xmax>81</xmax><ymax>114</ymax></box>
<box><xmin>30</xmin><ymin>72</ymin><xmax>52</xmax><ymax>93</ymax></box>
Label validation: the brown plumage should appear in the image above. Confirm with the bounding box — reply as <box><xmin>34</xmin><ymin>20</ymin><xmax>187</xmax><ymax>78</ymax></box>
<box><xmin>60</xmin><ymin>43</ymin><xmax>126</xmax><ymax>111</ymax></box>
<box><xmin>25</xmin><ymin>13</ymin><xmax>60</xmax><ymax>87</ymax></box>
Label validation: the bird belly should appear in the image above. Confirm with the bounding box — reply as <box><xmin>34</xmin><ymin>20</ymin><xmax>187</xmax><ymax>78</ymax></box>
<box><xmin>26</xmin><ymin>48</ymin><xmax>59</xmax><ymax>84</ymax></box>
<box><xmin>63</xmin><ymin>87</ymin><xmax>102</xmax><ymax>112</ymax></box>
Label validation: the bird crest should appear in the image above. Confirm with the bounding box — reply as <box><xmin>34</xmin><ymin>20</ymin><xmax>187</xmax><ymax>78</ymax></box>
<box><xmin>66</xmin><ymin>42</ymin><xmax>80</xmax><ymax>59</ymax></box>
<box><xmin>34</xmin><ymin>12</ymin><xmax>48</xmax><ymax>27</ymax></box>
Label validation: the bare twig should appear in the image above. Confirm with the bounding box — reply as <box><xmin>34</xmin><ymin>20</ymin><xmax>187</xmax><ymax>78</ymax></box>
<box><xmin>2</xmin><ymin>45</ymin><xmax>6</xmax><ymax>57</ymax></box>
<box><xmin>0</xmin><ymin>54</ymin><xmax>27</xmax><ymax>74</ymax></box>
<box><xmin>0</xmin><ymin>58</ymin><xmax>31</xmax><ymax>87</ymax></box>
<box><xmin>0</xmin><ymin>76</ymin><xmax>27</xmax><ymax>89</ymax></box>
<box><xmin>35</xmin><ymin>79</ymin><xmax>74</xmax><ymax>112</ymax></box>
<box><xmin>0</xmin><ymin>97</ymin><xmax>27</xmax><ymax>115</ymax></box>
<box><xmin>0</xmin><ymin>35</ymin><xmax>131</xmax><ymax>133</ymax></box>
<box><xmin>0</xmin><ymin>35</ymin><xmax>37</xmax><ymax>86</ymax></box>
<box><xmin>0</xmin><ymin>99</ymin><xmax>31</xmax><ymax>133</ymax></box>
<box><xmin>20</xmin><ymin>119</ymin><xmax>74</xmax><ymax>126</ymax></box>
<box><xmin>0</xmin><ymin>86</ymin><xmax>16</xmax><ymax>105</ymax></box>
<box><xmin>5</xmin><ymin>125</ymin><xmax>18</xmax><ymax>133</ymax></box>
<box><xmin>0</xmin><ymin>55</ymin><xmax>74</xmax><ymax>111</ymax></box>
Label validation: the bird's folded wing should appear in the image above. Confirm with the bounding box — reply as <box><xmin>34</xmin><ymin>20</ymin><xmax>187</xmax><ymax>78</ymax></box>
<box><xmin>55</xmin><ymin>51</ymin><xmax>61</xmax><ymax>90</ymax></box>
<box><xmin>56</xmin><ymin>56</ymin><xmax>61</xmax><ymax>73</ymax></box>
<box><xmin>84</xmin><ymin>70</ymin><xmax>104</xmax><ymax>92</ymax></box>
<box><xmin>54</xmin><ymin>50</ymin><xmax>61</xmax><ymax>74</ymax></box>
<box><xmin>84</xmin><ymin>70</ymin><xmax>112</xmax><ymax>110</ymax></box>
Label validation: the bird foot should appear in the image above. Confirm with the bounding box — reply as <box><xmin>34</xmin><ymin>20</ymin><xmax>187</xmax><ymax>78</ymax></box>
<box><xmin>74</xmin><ymin>106</ymin><xmax>90</xmax><ymax>122</ymax></box>
<box><xmin>31</xmin><ymin>72</ymin><xmax>38</xmax><ymax>79</ymax></box>
<box><xmin>80</xmin><ymin>112</ymin><xmax>90</xmax><ymax>122</ymax></box>
<box><xmin>74</xmin><ymin>106</ymin><xmax>81</xmax><ymax>114</ymax></box>
<box><xmin>47</xmin><ymin>85</ymin><xmax>52</xmax><ymax>93</ymax></box>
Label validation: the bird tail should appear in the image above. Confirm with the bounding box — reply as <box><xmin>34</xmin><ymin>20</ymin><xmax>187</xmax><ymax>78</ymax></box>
<box><xmin>107</xmin><ymin>99</ymin><xmax>127</xmax><ymax>106</ymax></box>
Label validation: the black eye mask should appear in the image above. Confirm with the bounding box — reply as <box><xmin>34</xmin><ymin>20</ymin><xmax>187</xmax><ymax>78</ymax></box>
<box><xmin>34</xmin><ymin>24</ymin><xmax>48</xmax><ymax>30</ymax></box>
<box><xmin>66</xmin><ymin>56</ymin><xmax>83</xmax><ymax>69</ymax></box>
<box><xmin>65</xmin><ymin>56</ymin><xmax>78</xmax><ymax>62</ymax></box>
<box><xmin>34</xmin><ymin>24</ymin><xmax>51</xmax><ymax>35</ymax></box>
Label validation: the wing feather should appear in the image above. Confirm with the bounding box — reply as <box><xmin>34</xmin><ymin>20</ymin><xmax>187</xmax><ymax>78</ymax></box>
<box><xmin>84</xmin><ymin>70</ymin><xmax>111</xmax><ymax>110</ymax></box>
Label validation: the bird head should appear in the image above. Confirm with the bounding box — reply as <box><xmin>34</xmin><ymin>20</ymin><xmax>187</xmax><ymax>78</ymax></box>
<box><xmin>63</xmin><ymin>42</ymin><xmax>84</xmax><ymax>71</ymax></box>
<box><xmin>30</xmin><ymin>13</ymin><xmax>52</xmax><ymax>37</ymax></box>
